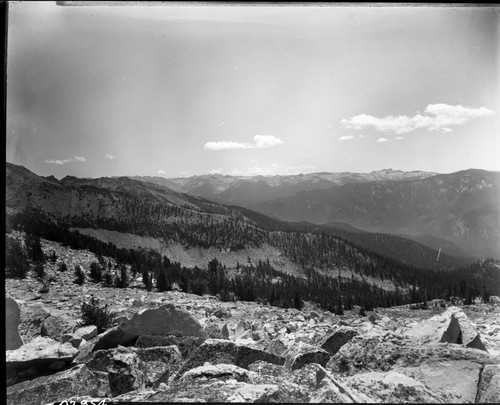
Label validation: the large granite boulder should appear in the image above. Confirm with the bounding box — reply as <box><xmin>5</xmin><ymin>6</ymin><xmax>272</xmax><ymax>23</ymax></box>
<box><xmin>283</xmin><ymin>341</ymin><xmax>331</xmax><ymax>370</ymax></box>
<box><xmin>135</xmin><ymin>334</ymin><xmax>205</xmax><ymax>358</ymax></box>
<box><xmin>41</xmin><ymin>314</ymin><xmax>78</xmax><ymax>342</ymax></box>
<box><xmin>6</xmin><ymin>336</ymin><xmax>78</xmax><ymax>385</ymax></box>
<box><xmin>174</xmin><ymin>338</ymin><xmax>285</xmax><ymax>378</ymax></box>
<box><xmin>6</xmin><ymin>296</ymin><xmax>23</xmax><ymax>350</ymax></box>
<box><xmin>17</xmin><ymin>303</ymin><xmax>51</xmax><ymax>344</ymax></box>
<box><xmin>320</xmin><ymin>327</ymin><xmax>358</xmax><ymax>355</ymax></box>
<box><xmin>62</xmin><ymin>325</ymin><xmax>98</xmax><ymax>348</ymax></box>
<box><xmin>405</xmin><ymin>307</ymin><xmax>487</xmax><ymax>350</ymax></box>
<box><xmin>93</xmin><ymin>304</ymin><xmax>205</xmax><ymax>351</ymax></box>
<box><xmin>399</xmin><ymin>359</ymin><xmax>482</xmax><ymax>403</ymax></box>
<box><xmin>477</xmin><ymin>364</ymin><xmax>500</xmax><ymax>403</ymax></box>
<box><xmin>7</xmin><ymin>364</ymin><xmax>100</xmax><ymax>405</ymax></box>
<box><xmin>179</xmin><ymin>363</ymin><xmax>256</xmax><ymax>382</ymax></box>
<box><xmin>344</xmin><ymin>370</ymin><xmax>442</xmax><ymax>403</ymax></box>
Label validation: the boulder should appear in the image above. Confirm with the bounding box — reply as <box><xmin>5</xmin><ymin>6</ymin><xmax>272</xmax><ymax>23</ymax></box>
<box><xmin>477</xmin><ymin>364</ymin><xmax>500</xmax><ymax>403</ymax></box>
<box><xmin>41</xmin><ymin>314</ymin><xmax>78</xmax><ymax>342</ymax></box>
<box><xmin>398</xmin><ymin>359</ymin><xmax>482</xmax><ymax>403</ymax></box>
<box><xmin>220</xmin><ymin>323</ymin><xmax>230</xmax><ymax>339</ymax></box>
<box><xmin>179</xmin><ymin>363</ymin><xmax>256</xmax><ymax>382</ymax></box>
<box><xmin>147</xmin><ymin>379</ymin><xmax>280</xmax><ymax>403</ymax></box>
<box><xmin>93</xmin><ymin>304</ymin><xmax>205</xmax><ymax>351</ymax></box>
<box><xmin>204</xmin><ymin>322</ymin><xmax>224</xmax><ymax>339</ymax></box>
<box><xmin>6</xmin><ymin>336</ymin><xmax>78</xmax><ymax>385</ymax></box>
<box><xmin>18</xmin><ymin>303</ymin><xmax>51</xmax><ymax>343</ymax></box>
<box><xmin>175</xmin><ymin>339</ymin><xmax>285</xmax><ymax>378</ymax></box>
<box><xmin>135</xmin><ymin>334</ymin><xmax>205</xmax><ymax>358</ymax></box>
<box><xmin>405</xmin><ymin>307</ymin><xmax>487</xmax><ymax>350</ymax></box>
<box><xmin>283</xmin><ymin>341</ymin><xmax>331</xmax><ymax>370</ymax></box>
<box><xmin>6</xmin><ymin>297</ymin><xmax>23</xmax><ymax>350</ymax></box>
<box><xmin>327</xmin><ymin>333</ymin><xmax>499</xmax><ymax>376</ymax></box>
<box><xmin>368</xmin><ymin>312</ymin><xmax>382</xmax><ymax>324</ymax></box>
<box><xmin>135</xmin><ymin>345</ymin><xmax>183</xmax><ymax>387</ymax></box>
<box><xmin>86</xmin><ymin>346</ymin><xmax>146</xmax><ymax>397</ymax></box>
<box><xmin>6</xmin><ymin>364</ymin><xmax>100</xmax><ymax>405</ymax></box>
<box><xmin>213</xmin><ymin>308</ymin><xmax>231</xmax><ymax>319</ymax></box>
<box><xmin>62</xmin><ymin>325</ymin><xmax>98</xmax><ymax>348</ymax></box>
<box><xmin>308</xmin><ymin>364</ymin><xmax>373</xmax><ymax>403</ymax></box>
<box><xmin>345</xmin><ymin>370</ymin><xmax>442</xmax><ymax>403</ymax></box>
<box><xmin>320</xmin><ymin>327</ymin><xmax>358</xmax><ymax>355</ymax></box>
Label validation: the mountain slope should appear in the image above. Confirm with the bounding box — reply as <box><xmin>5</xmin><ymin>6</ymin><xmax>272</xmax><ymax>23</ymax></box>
<box><xmin>6</xmin><ymin>163</ymin><xmax>475</xmax><ymax>293</ymax></box>
<box><xmin>252</xmin><ymin>170</ymin><xmax>500</xmax><ymax>258</ymax></box>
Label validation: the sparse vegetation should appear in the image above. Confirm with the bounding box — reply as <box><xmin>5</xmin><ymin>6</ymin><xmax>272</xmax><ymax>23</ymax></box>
<box><xmin>5</xmin><ymin>237</ymin><xmax>30</xmax><ymax>279</ymax></box>
<box><xmin>74</xmin><ymin>264</ymin><xmax>86</xmax><ymax>285</ymax></box>
<box><xmin>89</xmin><ymin>261</ymin><xmax>103</xmax><ymax>283</ymax></box>
<box><xmin>33</xmin><ymin>261</ymin><xmax>45</xmax><ymax>278</ymax></box>
<box><xmin>58</xmin><ymin>262</ymin><xmax>68</xmax><ymax>272</ymax></box>
<box><xmin>81</xmin><ymin>297</ymin><xmax>113</xmax><ymax>333</ymax></box>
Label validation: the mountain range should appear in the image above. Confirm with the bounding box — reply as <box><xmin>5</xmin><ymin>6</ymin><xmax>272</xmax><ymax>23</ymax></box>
<box><xmin>131</xmin><ymin>169</ymin><xmax>500</xmax><ymax>259</ymax></box>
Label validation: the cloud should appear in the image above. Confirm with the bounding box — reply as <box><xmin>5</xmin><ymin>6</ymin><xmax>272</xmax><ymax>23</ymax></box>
<box><xmin>204</xmin><ymin>135</ymin><xmax>283</xmax><ymax>151</ymax></box>
<box><xmin>253</xmin><ymin>135</ymin><xmax>283</xmax><ymax>148</ymax></box>
<box><xmin>157</xmin><ymin>169</ymin><xmax>167</xmax><ymax>175</ymax></box>
<box><xmin>339</xmin><ymin>135</ymin><xmax>354</xmax><ymax>141</ymax></box>
<box><xmin>209</xmin><ymin>168</ymin><xmax>223</xmax><ymax>174</ymax></box>
<box><xmin>44</xmin><ymin>155</ymin><xmax>86</xmax><ymax>165</ymax></box>
<box><xmin>395</xmin><ymin>136</ymin><xmax>404</xmax><ymax>140</ymax></box>
<box><xmin>204</xmin><ymin>141</ymin><xmax>252</xmax><ymax>151</ymax></box>
<box><xmin>105</xmin><ymin>154</ymin><xmax>114</xmax><ymax>160</ymax></box>
<box><xmin>376</xmin><ymin>137</ymin><xmax>390</xmax><ymax>143</ymax></box>
<box><xmin>340</xmin><ymin>104</ymin><xmax>495</xmax><ymax>135</ymax></box>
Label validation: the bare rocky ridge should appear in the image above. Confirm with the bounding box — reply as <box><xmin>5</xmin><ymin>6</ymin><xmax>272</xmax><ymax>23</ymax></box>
<box><xmin>5</xmin><ymin>236</ymin><xmax>500</xmax><ymax>404</ymax></box>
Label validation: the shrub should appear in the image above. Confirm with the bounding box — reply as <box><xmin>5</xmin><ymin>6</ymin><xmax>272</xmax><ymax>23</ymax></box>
<box><xmin>34</xmin><ymin>261</ymin><xmax>45</xmax><ymax>278</ymax></box>
<box><xmin>74</xmin><ymin>265</ymin><xmax>85</xmax><ymax>285</ymax></box>
<box><xmin>114</xmin><ymin>264</ymin><xmax>129</xmax><ymax>288</ymax></box>
<box><xmin>39</xmin><ymin>280</ymin><xmax>50</xmax><ymax>294</ymax></box>
<box><xmin>58</xmin><ymin>262</ymin><xmax>68</xmax><ymax>272</ymax></box>
<box><xmin>49</xmin><ymin>250</ymin><xmax>58</xmax><ymax>263</ymax></box>
<box><xmin>81</xmin><ymin>297</ymin><xmax>113</xmax><ymax>333</ymax></box>
<box><xmin>25</xmin><ymin>233</ymin><xmax>45</xmax><ymax>263</ymax></box>
<box><xmin>104</xmin><ymin>271</ymin><xmax>114</xmax><ymax>286</ymax></box>
<box><xmin>5</xmin><ymin>238</ymin><xmax>30</xmax><ymax>278</ymax></box>
<box><xmin>89</xmin><ymin>262</ymin><xmax>103</xmax><ymax>283</ymax></box>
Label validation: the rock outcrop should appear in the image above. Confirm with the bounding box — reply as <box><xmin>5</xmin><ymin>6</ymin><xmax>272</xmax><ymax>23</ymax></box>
<box><xmin>477</xmin><ymin>364</ymin><xmax>500</xmax><ymax>403</ymax></box>
<box><xmin>6</xmin><ymin>297</ymin><xmax>23</xmax><ymax>350</ymax></box>
<box><xmin>405</xmin><ymin>307</ymin><xmax>487</xmax><ymax>350</ymax></box>
<box><xmin>93</xmin><ymin>304</ymin><xmax>205</xmax><ymax>351</ymax></box>
<box><xmin>6</xmin><ymin>336</ymin><xmax>79</xmax><ymax>386</ymax></box>
<box><xmin>320</xmin><ymin>326</ymin><xmax>358</xmax><ymax>355</ymax></box>
<box><xmin>175</xmin><ymin>338</ymin><xmax>285</xmax><ymax>378</ymax></box>
<box><xmin>283</xmin><ymin>341</ymin><xmax>330</xmax><ymax>370</ymax></box>
<box><xmin>7</xmin><ymin>365</ymin><xmax>100</xmax><ymax>405</ymax></box>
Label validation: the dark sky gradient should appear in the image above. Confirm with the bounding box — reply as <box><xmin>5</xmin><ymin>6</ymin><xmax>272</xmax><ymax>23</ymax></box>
<box><xmin>7</xmin><ymin>3</ymin><xmax>500</xmax><ymax>178</ymax></box>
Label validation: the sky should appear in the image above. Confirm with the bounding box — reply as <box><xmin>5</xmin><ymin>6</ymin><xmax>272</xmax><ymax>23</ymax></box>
<box><xmin>6</xmin><ymin>2</ymin><xmax>500</xmax><ymax>179</ymax></box>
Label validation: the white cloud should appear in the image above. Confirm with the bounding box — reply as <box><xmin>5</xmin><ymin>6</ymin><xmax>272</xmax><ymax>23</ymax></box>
<box><xmin>340</xmin><ymin>104</ymin><xmax>495</xmax><ymax>135</ymax></box>
<box><xmin>339</xmin><ymin>135</ymin><xmax>354</xmax><ymax>141</ymax></box>
<box><xmin>157</xmin><ymin>169</ymin><xmax>167</xmax><ymax>175</ymax></box>
<box><xmin>105</xmin><ymin>154</ymin><xmax>114</xmax><ymax>160</ymax></box>
<box><xmin>209</xmin><ymin>168</ymin><xmax>223</xmax><ymax>174</ymax></box>
<box><xmin>376</xmin><ymin>137</ymin><xmax>390</xmax><ymax>143</ymax></box>
<box><xmin>44</xmin><ymin>156</ymin><xmax>86</xmax><ymax>165</ymax></box>
<box><xmin>204</xmin><ymin>135</ymin><xmax>283</xmax><ymax>151</ymax></box>
<box><xmin>395</xmin><ymin>136</ymin><xmax>404</xmax><ymax>140</ymax></box>
<box><xmin>204</xmin><ymin>141</ymin><xmax>252</xmax><ymax>150</ymax></box>
<box><xmin>253</xmin><ymin>135</ymin><xmax>283</xmax><ymax>148</ymax></box>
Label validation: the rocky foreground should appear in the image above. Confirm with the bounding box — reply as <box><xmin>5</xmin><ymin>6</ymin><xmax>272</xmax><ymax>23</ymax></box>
<box><xmin>5</xmin><ymin>238</ymin><xmax>500</xmax><ymax>404</ymax></box>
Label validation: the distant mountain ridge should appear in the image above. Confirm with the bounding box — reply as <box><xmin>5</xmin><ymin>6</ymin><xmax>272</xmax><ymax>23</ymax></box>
<box><xmin>130</xmin><ymin>168</ymin><xmax>499</xmax><ymax>259</ymax></box>
<box><xmin>5</xmin><ymin>162</ymin><xmax>474</xmax><ymax>277</ymax></box>
<box><xmin>130</xmin><ymin>169</ymin><xmax>437</xmax><ymax>205</ymax></box>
